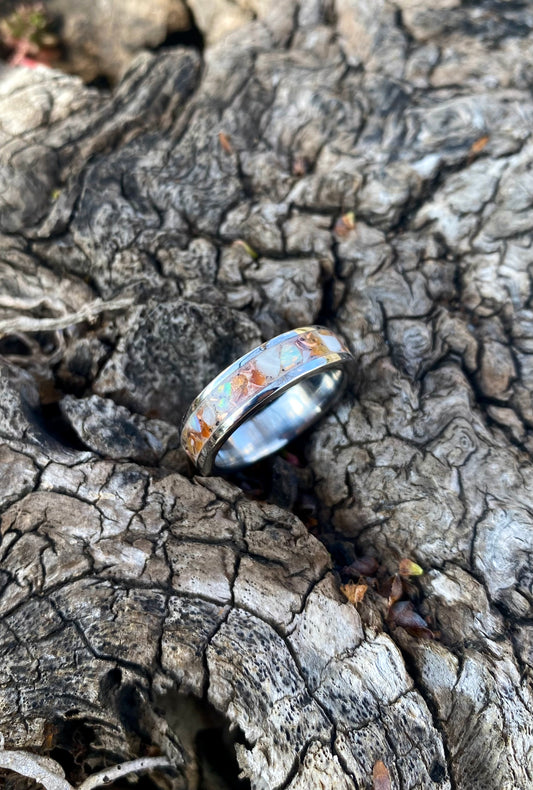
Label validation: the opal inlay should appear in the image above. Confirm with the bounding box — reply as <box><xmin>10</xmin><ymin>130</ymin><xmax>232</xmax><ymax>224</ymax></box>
<box><xmin>182</xmin><ymin>326</ymin><xmax>350</xmax><ymax>465</ymax></box>
<box><xmin>255</xmin><ymin>345</ymin><xmax>281</xmax><ymax>379</ymax></box>
<box><xmin>279</xmin><ymin>342</ymin><xmax>303</xmax><ymax>370</ymax></box>
<box><xmin>321</xmin><ymin>332</ymin><xmax>343</xmax><ymax>353</ymax></box>
<box><xmin>214</xmin><ymin>380</ymin><xmax>233</xmax><ymax>413</ymax></box>
<box><xmin>201</xmin><ymin>403</ymin><xmax>216</xmax><ymax>426</ymax></box>
<box><xmin>189</xmin><ymin>412</ymin><xmax>202</xmax><ymax>433</ymax></box>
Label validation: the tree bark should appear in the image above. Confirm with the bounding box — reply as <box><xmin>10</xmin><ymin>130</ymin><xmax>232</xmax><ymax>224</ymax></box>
<box><xmin>1</xmin><ymin>2</ymin><xmax>533</xmax><ymax>789</ymax></box>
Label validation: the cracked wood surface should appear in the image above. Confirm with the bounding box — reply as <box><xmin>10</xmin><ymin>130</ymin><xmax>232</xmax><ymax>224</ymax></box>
<box><xmin>1</xmin><ymin>1</ymin><xmax>533</xmax><ymax>788</ymax></box>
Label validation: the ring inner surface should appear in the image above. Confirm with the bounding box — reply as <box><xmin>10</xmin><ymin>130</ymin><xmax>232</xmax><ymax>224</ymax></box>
<box><xmin>214</xmin><ymin>368</ymin><xmax>343</xmax><ymax>470</ymax></box>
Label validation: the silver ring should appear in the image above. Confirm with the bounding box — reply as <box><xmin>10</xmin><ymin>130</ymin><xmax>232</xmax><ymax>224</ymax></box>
<box><xmin>181</xmin><ymin>325</ymin><xmax>354</xmax><ymax>475</ymax></box>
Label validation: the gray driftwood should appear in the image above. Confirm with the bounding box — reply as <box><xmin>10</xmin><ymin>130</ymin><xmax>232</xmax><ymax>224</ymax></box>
<box><xmin>1</xmin><ymin>1</ymin><xmax>533</xmax><ymax>788</ymax></box>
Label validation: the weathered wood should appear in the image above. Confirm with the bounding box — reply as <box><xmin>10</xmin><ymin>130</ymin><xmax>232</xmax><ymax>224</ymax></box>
<box><xmin>1</xmin><ymin>1</ymin><xmax>533</xmax><ymax>788</ymax></box>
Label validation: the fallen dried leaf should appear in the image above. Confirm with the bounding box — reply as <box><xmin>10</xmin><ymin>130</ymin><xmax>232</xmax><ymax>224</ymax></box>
<box><xmin>334</xmin><ymin>211</ymin><xmax>356</xmax><ymax>237</ymax></box>
<box><xmin>399</xmin><ymin>558</ymin><xmax>423</xmax><ymax>577</ymax></box>
<box><xmin>388</xmin><ymin>600</ymin><xmax>434</xmax><ymax>638</ymax></box>
<box><xmin>292</xmin><ymin>155</ymin><xmax>308</xmax><ymax>176</ymax></box>
<box><xmin>373</xmin><ymin>759</ymin><xmax>391</xmax><ymax>790</ymax></box>
<box><xmin>41</xmin><ymin>722</ymin><xmax>58</xmax><ymax>751</ymax></box>
<box><xmin>388</xmin><ymin>574</ymin><xmax>403</xmax><ymax>606</ymax></box>
<box><xmin>342</xmin><ymin>556</ymin><xmax>379</xmax><ymax>577</ymax></box>
<box><xmin>341</xmin><ymin>581</ymin><xmax>368</xmax><ymax>605</ymax></box>
<box><xmin>469</xmin><ymin>134</ymin><xmax>489</xmax><ymax>158</ymax></box>
<box><xmin>218</xmin><ymin>131</ymin><xmax>233</xmax><ymax>154</ymax></box>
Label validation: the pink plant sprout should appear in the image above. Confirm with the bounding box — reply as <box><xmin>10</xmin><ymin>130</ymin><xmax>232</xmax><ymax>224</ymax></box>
<box><xmin>0</xmin><ymin>3</ymin><xmax>58</xmax><ymax>68</ymax></box>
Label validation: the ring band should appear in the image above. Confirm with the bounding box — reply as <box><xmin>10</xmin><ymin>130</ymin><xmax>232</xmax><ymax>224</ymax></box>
<box><xmin>181</xmin><ymin>325</ymin><xmax>354</xmax><ymax>475</ymax></box>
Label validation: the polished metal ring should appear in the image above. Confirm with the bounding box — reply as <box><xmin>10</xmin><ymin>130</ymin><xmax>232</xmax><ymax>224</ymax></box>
<box><xmin>181</xmin><ymin>325</ymin><xmax>354</xmax><ymax>475</ymax></box>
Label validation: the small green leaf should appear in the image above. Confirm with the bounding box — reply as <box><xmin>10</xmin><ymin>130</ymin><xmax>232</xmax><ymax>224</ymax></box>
<box><xmin>233</xmin><ymin>240</ymin><xmax>258</xmax><ymax>259</ymax></box>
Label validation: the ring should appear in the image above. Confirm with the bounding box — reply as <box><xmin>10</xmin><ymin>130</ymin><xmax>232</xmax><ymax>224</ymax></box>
<box><xmin>181</xmin><ymin>325</ymin><xmax>354</xmax><ymax>475</ymax></box>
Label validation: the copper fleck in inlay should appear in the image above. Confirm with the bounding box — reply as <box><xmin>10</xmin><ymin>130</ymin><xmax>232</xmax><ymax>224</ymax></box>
<box><xmin>181</xmin><ymin>326</ymin><xmax>350</xmax><ymax>467</ymax></box>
